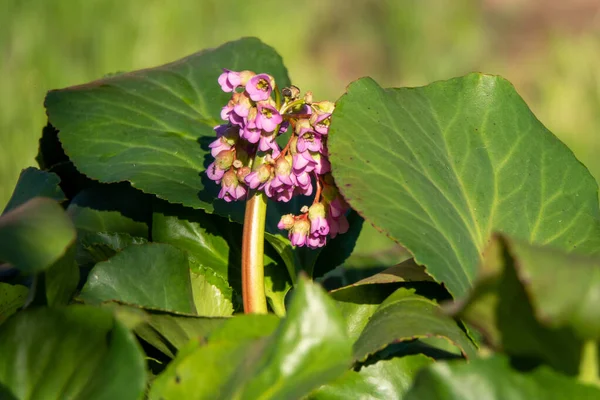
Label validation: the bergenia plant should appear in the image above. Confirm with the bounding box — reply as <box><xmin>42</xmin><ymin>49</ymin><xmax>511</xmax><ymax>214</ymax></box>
<box><xmin>1</xmin><ymin>37</ymin><xmax>600</xmax><ymax>399</ymax></box>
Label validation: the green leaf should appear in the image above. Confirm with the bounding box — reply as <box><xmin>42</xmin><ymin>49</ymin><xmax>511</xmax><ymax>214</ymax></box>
<box><xmin>103</xmin><ymin>302</ymin><xmax>230</xmax><ymax>358</ymax></box>
<box><xmin>405</xmin><ymin>356</ymin><xmax>600</xmax><ymax>400</ymax></box>
<box><xmin>450</xmin><ymin>235</ymin><xmax>589</xmax><ymax>375</ymax></box>
<box><xmin>45</xmin><ymin>37</ymin><xmax>290</xmax><ymax>217</ymax></box>
<box><xmin>0</xmin><ymin>198</ymin><xmax>76</xmax><ymax>274</ymax></box>
<box><xmin>67</xmin><ymin>184</ymin><xmax>151</xmax><ymax>236</ymax></box>
<box><xmin>80</xmin><ymin>243</ymin><xmax>196</xmax><ymax>313</ymax></box>
<box><xmin>0</xmin><ymin>284</ymin><xmax>28</xmax><ymax>325</ymax></box>
<box><xmin>190</xmin><ymin>268</ymin><xmax>234</xmax><ymax>317</ymax></box>
<box><xmin>45</xmin><ymin>246</ymin><xmax>79</xmax><ymax>306</ymax></box>
<box><xmin>2</xmin><ymin>167</ymin><xmax>65</xmax><ymax>214</ymax></box>
<box><xmin>329</xmin><ymin>74</ymin><xmax>600</xmax><ymax>297</ymax></box>
<box><xmin>264</xmin><ymin>258</ymin><xmax>292</xmax><ymax>317</ymax></box>
<box><xmin>0</xmin><ymin>306</ymin><xmax>146</xmax><ymax>400</ymax></box>
<box><xmin>311</xmin><ymin>354</ymin><xmax>433</xmax><ymax>399</ymax></box>
<box><xmin>502</xmin><ymin>237</ymin><xmax>600</xmax><ymax>340</ymax></box>
<box><xmin>152</xmin><ymin>202</ymin><xmax>241</xmax><ymax>292</ymax></box>
<box><xmin>149</xmin><ymin>277</ymin><xmax>352</xmax><ymax>399</ymax></box>
<box><xmin>353</xmin><ymin>288</ymin><xmax>476</xmax><ymax>362</ymax></box>
<box><xmin>77</xmin><ymin>231</ymin><xmax>148</xmax><ymax>264</ymax></box>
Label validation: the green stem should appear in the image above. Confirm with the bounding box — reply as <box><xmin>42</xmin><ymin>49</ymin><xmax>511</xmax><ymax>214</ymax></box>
<box><xmin>241</xmin><ymin>190</ymin><xmax>268</xmax><ymax>314</ymax></box>
<box><xmin>579</xmin><ymin>340</ymin><xmax>600</xmax><ymax>387</ymax></box>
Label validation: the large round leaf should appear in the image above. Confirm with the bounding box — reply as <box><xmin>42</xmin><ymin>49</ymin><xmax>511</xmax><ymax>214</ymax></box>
<box><xmin>0</xmin><ymin>306</ymin><xmax>146</xmax><ymax>400</ymax></box>
<box><xmin>45</xmin><ymin>37</ymin><xmax>290</xmax><ymax>216</ymax></box>
<box><xmin>329</xmin><ymin>74</ymin><xmax>600</xmax><ymax>297</ymax></box>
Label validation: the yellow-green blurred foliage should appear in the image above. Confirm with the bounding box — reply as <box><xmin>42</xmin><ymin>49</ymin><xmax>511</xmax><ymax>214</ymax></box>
<box><xmin>1</xmin><ymin>0</ymin><xmax>599</xmax><ymax>209</ymax></box>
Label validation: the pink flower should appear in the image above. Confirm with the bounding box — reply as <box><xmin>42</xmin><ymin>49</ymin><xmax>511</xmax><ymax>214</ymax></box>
<box><xmin>245</xmin><ymin>164</ymin><xmax>271</xmax><ymax>189</ymax></box>
<box><xmin>297</xmin><ymin>133</ymin><xmax>323</xmax><ymax>153</ymax></box>
<box><xmin>307</xmin><ymin>232</ymin><xmax>327</xmax><ymax>249</ymax></box>
<box><xmin>206</xmin><ymin>161</ymin><xmax>226</xmax><ymax>182</ymax></box>
<box><xmin>256</xmin><ymin>102</ymin><xmax>282</xmax><ymax>133</ymax></box>
<box><xmin>310</xmin><ymin>112</ymin><xmax>332</xmax><ymax>135</ymax></box>
<box><xmin>245</xmin><ymin>74</ymin><xmax>274</xmax><ymax>102</ymax></box>
<box><xmin>278</xmin><ymin>214</ymin><xmax>295</xmax><ymax>230</ymax></box>
<box><xmin>308</xmin><ymin>203</ymin><xmax>329</xmax><ymax>236</ymax></box>
<box><xmin>218</xmin><ymin>69</ymin><xmax>242</xmax><ymax>92</ymax></box>
<box><xmin>327</xmin><ymin>213</ymin><xmax>349</xmax><ymax>239</ymax></box>
<box><xmin>289</xmin><ymin>219</ymin><xmax>310</xmax><ymax>247</ymax></box>
<box><xmin>219</xmin><ymin>169</ymin><xmax>247</xmax><ymax>202</ymax></box>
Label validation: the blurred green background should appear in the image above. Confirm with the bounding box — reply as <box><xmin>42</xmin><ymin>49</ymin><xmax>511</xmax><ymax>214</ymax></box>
<box><xmin>1</xmin><ymin>0</ymin><xmax>599</xmax><ymax>211</ymax></box>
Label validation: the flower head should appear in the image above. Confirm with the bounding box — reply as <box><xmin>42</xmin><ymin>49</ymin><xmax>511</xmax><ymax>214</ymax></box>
<box><xmin>245</xmin><ymin>74</ymin><xmax>274</xmax><ymax>102</ymax></box>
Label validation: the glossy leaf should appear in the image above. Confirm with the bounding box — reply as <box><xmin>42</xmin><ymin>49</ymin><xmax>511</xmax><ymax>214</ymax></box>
<box><xmin>45</xmin><ymin>37</ymin><xmax>290</xmax><ymax>217</ymax></box>
<box><xmin>2</xmin><ymin>167</ymin><xmax>65</xmax><ymax>214</ymax></box>
<box><xmin>405</xmin><ymin>356</ymin><xmax>600</xmax><ymax>400</ymax></box>
<box><xmin>311</xmin><ymin>354</ymin><xmax>433</xmax><ymax>399</ymax></box>
<box><xmin>353</xmin><ymin>288</ymin><xmax>476</xmax><ymax>362</ymax></box>
<box><xmin>0</xmin><ymin>284</ymin><xmax>28</xmax><ymax>325</ymax></box>
<box><xmin>80</xmin><ymin>243</ymin><xmax>196</xmax><ymax>313</ymax></box>
<box><xmin>149</xmin><ymin>277</ymin><xmax>352</xmax><ymax>399</ymax></box>
<box><xmin>152</xmin><ymin>203</ymin><xmax>241</xmax><ymax>291</ymax></box>
<box><xmin>329</xmin><ymin>74</ymin><xmax>600</xmax><ymax>297</ymax></box>
<box><xmin>0</xmin><ymin>198</ymin><xmax>76</xmax><ymax>274</ymax></box>
<box><xmin>190</xmin><ymin>268</ymin><xmax>233</xmax><ymax>317</ymax></box>
<box><xmin>0</xmin><ymin>306</ymin><xmax>146</xmax><ymax>400</ymax></box>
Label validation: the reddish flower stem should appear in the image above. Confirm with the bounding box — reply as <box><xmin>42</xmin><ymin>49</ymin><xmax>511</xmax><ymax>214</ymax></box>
<box><xmin>241</xmin><ymin>191</ymin><xmax>268</xmax><ymax>314</ymax></box>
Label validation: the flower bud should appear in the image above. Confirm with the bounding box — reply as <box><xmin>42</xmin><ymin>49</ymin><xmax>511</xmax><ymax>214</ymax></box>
<box><xmin>215</xmin><ymin>150</ymin><xmax>234</xmax><ymax>170</ymax></box>
<box><xmin>278</xmin><ymin>214</ymin><xmax>295</xmax><ymax>230</ymax></box>
<box><xmin>257</xmin><ymin>164</ymin><xmax>272</xmax><ymax>183</ymax></box>
<box><xmin>275</xmin><ymin>157</ymin><xmax>292</xmax><ymax>176</ymax></box>
<box><xmin>304</xmin><ymin>91</ymin><xmax>313</xmax><ymax>104</ymax></box>
<box><xmin>236</xmin><ymin>166</ymin><xmax>251</xmax><ymax>183</ymax></box>
<box><xmin>239</xmin><ymin>70</ymin><xmax>256</xmax><ymax>86</ymax></box>
<box><xmin>294</xmin><ymin>218</ymin><xmax>310</xmax><ymax>233</ymax></box>
<box><xmin>222</xmin><ymin>169</ymin><xmax>238</xmax><ymax>188</ymax></box>
<box><xmin>312</xmin><ymin>100</ymin><xmax>335</xmax><ymax>114</ymax></box>
<box><xmin>308</xmin><ymin>203</ymin><xmax>326</xmax><ymax>220</ymax></box>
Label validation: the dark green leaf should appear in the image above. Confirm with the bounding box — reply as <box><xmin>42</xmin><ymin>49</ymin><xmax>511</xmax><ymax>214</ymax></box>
<box><xmin>104</xmin><ymin>302</ymin><xmax>230</xmax><ymax>358</ymax></box>
<box><xmin>264</xmin><ymin>258</ymin><xmax>292</xmax><ymax>317</ymax></box>
<box><xmin>0</xmin><ymin>284</ymin><xmax>28</xmax><ymax>325</ymax></box>
<box><xmin>329</xmin><ymin>74</ymin><xmax>600</xmax><ymax>297</ymax></box>
<box><xmin>311</xmin><ymin>355</ymin><xmax>433</xmax><ymax>399</ymax></box>
<box><xmin>45</xmin><ymin>246</ymin><xmax>79</xmax><ymax>306</ymax></box>
<box><xmin>80</xmin><ymin>243</ymin><xmax>195</xmax><ymax>313</ymax></box>
<box><xmin>0</xmin><ymin>306</ymin><xmax>146</xmax><ymax>400</ymax></box>
<box><xmin>2</xmin><ymin>168</ymin><xmax>65</xmax><ymax>214</ymax></box>
<box><xmin>46</xmin><ymin>37</ymin><xmax>290</xmax><ymax>218</ymax></box>
<box><xmin>405</xmin><ymin>356</ymin><xmax>600</xmax><ymax>400</ymax></box>
<box><xmin>353</xmin><ymin>288</ymin><xmax>477</xmax><ymax>362</ymax></box>
<box><xmin>0</xmin><ymin>198</ymin><xmax>76</xmax><ymax>274</ymax></box>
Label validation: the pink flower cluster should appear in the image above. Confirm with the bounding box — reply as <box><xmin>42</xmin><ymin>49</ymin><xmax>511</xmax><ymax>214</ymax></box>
<box><xmin>206</xmin><ymin>69</ymin><xmax>349</xmax><ymax>248</ymax></box>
